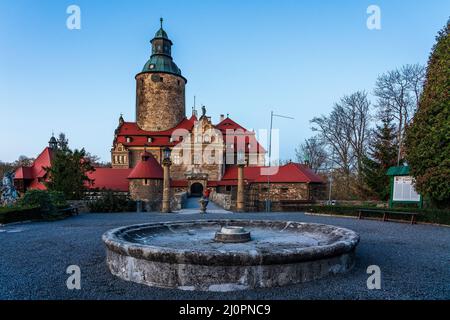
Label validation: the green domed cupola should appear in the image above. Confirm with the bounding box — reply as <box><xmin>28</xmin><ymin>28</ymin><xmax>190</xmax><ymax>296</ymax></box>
<box><xmin>141</xmin><ymin>18</ymin><xmax>186</xmax><ymax>81</ymax></box>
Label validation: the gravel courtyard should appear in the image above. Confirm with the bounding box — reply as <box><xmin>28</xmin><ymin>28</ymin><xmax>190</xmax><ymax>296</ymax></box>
<box><xmin>0</xmin><ymin>212</ymin><xmax>449</xmax><ymax>300</ymax></box>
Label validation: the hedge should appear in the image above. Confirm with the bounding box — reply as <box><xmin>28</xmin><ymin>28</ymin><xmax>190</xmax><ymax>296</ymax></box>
<box><xmin>299</xmin><ymin>205</ymin><xmax>450</xmax><ymax>225</ymax></box>
<box><xmin>0</xmin><ymin>206</ymin><xmax>42</xmax><ymax>224</ymax></box>
<box><xmin>1</xmin><ymin>190</ymin><xmax>72</xmax><ymax>224</ymax></box>
<box><xmin>0</xmin><ymin>205</ymin><xmax>75</xmax><ymax>224</ymax></box>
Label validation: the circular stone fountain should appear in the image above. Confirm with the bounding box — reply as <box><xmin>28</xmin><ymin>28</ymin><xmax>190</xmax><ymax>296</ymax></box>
<box><xmin>102</xmin><ymin>220</ymin><xmax>359</xmax><ymax>292</ymax></box>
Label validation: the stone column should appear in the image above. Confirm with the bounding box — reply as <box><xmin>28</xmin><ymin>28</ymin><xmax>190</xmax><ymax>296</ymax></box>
<box><xmin>162</xmin><ymin>159</ymin><xmax>172</xmax><ymax>213</ymax></box>
<box><xmin>236</xmin><ymin>164</ymin><xmax>245</xmax><ymax>212</ymax></box>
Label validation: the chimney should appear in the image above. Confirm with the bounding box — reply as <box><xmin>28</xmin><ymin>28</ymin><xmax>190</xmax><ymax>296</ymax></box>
<box><xmin>220</xmin><ymin>114</ymin><xmax>225</xmax><ymax>122</ymax></box>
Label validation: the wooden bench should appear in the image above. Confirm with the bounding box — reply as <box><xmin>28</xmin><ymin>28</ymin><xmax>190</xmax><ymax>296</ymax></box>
<box><xmin>358</xmin><ymin>209</ymin><xmax>419</xmax><ymax>225</ymax></box>
<box><xmin>58</xmin><ymin>206</ymin><xmax>79</xmax><ymax>216</ymax></box>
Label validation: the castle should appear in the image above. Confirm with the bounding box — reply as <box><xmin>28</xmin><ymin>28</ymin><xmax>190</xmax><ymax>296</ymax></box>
<box><xmin>14</xmin><ymin>20</ymin><xmax>324</xmax><ymax>211</ymax></box>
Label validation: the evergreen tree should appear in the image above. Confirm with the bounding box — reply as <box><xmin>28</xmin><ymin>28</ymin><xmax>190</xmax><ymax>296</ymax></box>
<box><xmin>45</xmin><ymin>135</ymin><xmax>94</xmax><ymax>200</ymax></box>
<box><xmin>363</xmin><ymin>111</ymin><xmax>399</xmax><ymax>200</ymax></box>
<box><xmin>405</xmin><ymin>20</ymin><xmax>450</xmax><ymax>207</ymax></box>
<box><xmin>57</xmin><ymin>133</ymin><xmax>69</xmax><ymax>151</ymax></box>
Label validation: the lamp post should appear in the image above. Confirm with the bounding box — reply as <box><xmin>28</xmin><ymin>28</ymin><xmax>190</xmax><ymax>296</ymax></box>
<box><xmin>236</xmin><ymin>149</ymin><xmax>246</xmax><ymax>212</ymax></box>
<box><xmin>266</xmin><ymin>111</ymin><xmax>294</xmax><ymax>212</ymax></box>
<box><xmin>162</xmin><ymin>147</ymin><xmax>172</xmax><ymax>213</ymax></box>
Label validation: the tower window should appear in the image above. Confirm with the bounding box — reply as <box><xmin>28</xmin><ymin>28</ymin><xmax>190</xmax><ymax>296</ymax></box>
<box><xmin>143</xmin><ymin>179</ymin><xmax>150</xmax><ymax>186</ymax></box>
<box><xmin>160</xmin><ymin>77</ymin><xmax>164</xmax><ymax>82</ymax></box>
<box><xmin>147</xmin><ymin>137</ymin><xmax>153</xmax><ymax>143</ymax></box>
<box><xmin>126</xmin><ymin>137</ymin><xmax>132</xmax><ymax>143</ymax></box>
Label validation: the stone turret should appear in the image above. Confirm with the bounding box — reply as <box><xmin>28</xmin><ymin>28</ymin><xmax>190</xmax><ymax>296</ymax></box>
<box><xmin>135</xmin><ymin>18</ymin><xmax>187</xmax><ymax>132</ymax></box>
<box><xmin>127</xmin><ymin>151</ymin><xmax>163</xmax><ymax>211</ymax></box>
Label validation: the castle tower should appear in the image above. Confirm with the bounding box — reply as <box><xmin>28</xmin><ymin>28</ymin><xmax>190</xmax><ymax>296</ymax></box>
<box><xmin>127</xmin><ymin>151</ymin><xmax>163</xmax><ymax>211</ymax></box>
<box><xmin>135</xmin><ymin>18</ymin><xmax>187</xmax><ymax>132</ymax></box>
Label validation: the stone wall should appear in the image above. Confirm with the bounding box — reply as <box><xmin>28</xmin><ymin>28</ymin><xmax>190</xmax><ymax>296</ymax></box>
<box><xmin>136</xmin><ymin>72</ymin><xmax>186</xmax><ymax>132</ymax></box>
<box><xmin>210</xmin><ymin>191</ymin><xmax>233</xmax><ymax>210</ymax></box>
<box><xmin>129</xmin><ymin>179</ymin><xmax>163</xmax><ymax>211</ymax></box>
<box><xmin>215</xmin><ymin>182</ymin><xmax>326</xmax><ymax>212</ymax></box>
<box><xmin>67</xmin><ymin>200</ymin><xmax>90</xmax><ymax>213</ymax></box>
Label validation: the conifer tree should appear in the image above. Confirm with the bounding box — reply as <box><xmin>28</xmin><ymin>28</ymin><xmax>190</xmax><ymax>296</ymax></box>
<box><xmin>405</xmin><ymin>20</ymin><xmax>450</xmax><ymax>207</ymax></box>
<box><xmin>363</xmin><ymin>111</ymin><xmax>399</xmax><ymax>200</ymax></box>
<box><xmin>45</xmin><ymin>134</ymin><xmax>94</xmax><ymax>200</ymax></box>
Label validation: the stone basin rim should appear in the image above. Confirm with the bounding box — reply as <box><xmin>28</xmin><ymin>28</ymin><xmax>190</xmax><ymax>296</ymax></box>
<box><xmin>102</xmin><ymin>220</ymin><xmax>360</xmax><ymax>266</ymax></box>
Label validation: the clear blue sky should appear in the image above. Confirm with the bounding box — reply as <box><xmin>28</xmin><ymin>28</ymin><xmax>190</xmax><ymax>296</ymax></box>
<box><xmin>1</xmin><ymin>0</ymin><xmax>448</xmax><ymax>162</ymax></box>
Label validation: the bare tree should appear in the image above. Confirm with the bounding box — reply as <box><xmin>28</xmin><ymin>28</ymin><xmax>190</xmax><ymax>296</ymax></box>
<box><xmin>374</xmin><ymin>64</ymin><xmax>425</xmax><ymax>165</ymax></box>
<box><xmin>85</xmin><ymin>152</ymin><xmax>111</xmax><ymax>168</ymax></box>
<box><xmin>311</xmin><ymin>104</ymin><xmax>354</xmax><ymax>183</ymax></box>
<box><xmin>311</xmin><ymin>91</ymin><xmax>371</xmax><ymax>196</ymax></box>
<box><xmin>340</xmin><ymin>91</ymin><xmax>371</xmax><ymax>182</ymax></box>
<box><xmin>295</xmin><ymin>136</ymin><xmax>328</xmax><ymax>173</ymax></box>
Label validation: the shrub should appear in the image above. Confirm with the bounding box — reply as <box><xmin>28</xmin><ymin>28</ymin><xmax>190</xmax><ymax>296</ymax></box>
<box><xmin>49</xmin><ymin>191</ymin><xmax>68</xmax><ymax>208</ymax></box>
<box><xmin>0</xmin><ymin>206</ymin><xmax>42</xmax><ymax>224</ymax></box>
<box><xmin>88</xmin><ymin>190</ymin><xmax>136</xmax><ymax>213</ymax></box>
<box><xmin>19</xmin><ymin>190</ymin><xmax>54</xmax><ymax>212</ymax></box>
<box><xmin>18</xmin><ymin>190</ymin><xmax>67</xmax><ymax>212</ymax></box>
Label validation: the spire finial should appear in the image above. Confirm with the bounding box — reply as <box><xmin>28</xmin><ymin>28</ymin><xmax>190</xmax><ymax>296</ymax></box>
<box><xmin>160</xmin><ymin>17</ymin><xmax>163</xmax><ymax>29</ymax></box>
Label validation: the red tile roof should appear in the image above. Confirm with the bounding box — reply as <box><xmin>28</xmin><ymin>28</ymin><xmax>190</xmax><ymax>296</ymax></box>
<box><xmin>216</xmin><ymin>117</ymin><xmax>266</xmax><ymax>153</ymax></box>
<box><xmin>86</xmin><ymin>168</ymin><xmax>131</xmax><ymax>192</ymax></box>
<box><xmin>14</xmin><ymin>147</ymin><xmax>53</xmax><ymax>189</ymax></box>
<box><xmin>14</xmin><ymin>166</ymin><xmax>33</xmax><ymax>180</ymax></box>
<box><xmin>115</xmin><ymin>116</ymin><xmax>266</xmax><ymax>153</ymax></box>
<box><xmin>215</xmin><ymin>117</ymin><xmax>247</xmax><ymax>132</ymax></box>
<box><xmin>127</xmin><ymin>151</ymin><xmax>163</xmax><ymax>179</ymax></box>
<box><xmin>222</xmin><ymin>163</ymin><xmax>324</xmax><ymax>184</ymax></box>
<box><xmin>117</xmin><ymin>117</ymin><xmax>195</xmax><ymax>136</ymax></box>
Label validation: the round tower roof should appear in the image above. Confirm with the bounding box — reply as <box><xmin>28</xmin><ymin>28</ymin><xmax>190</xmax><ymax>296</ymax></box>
<box><xmin>154</xmin><ymin>27</ymin><xmax>169</xmax><ymax>40</ymax></box>
<box><xmin>127</xmin><ymin>151</ymin><xmax>163</xmax><ymax>179</ymax></box>
<box><xmin>138</xmin><ymin>18</ymin><xmax>186</xmax><ymax>81</ymax></box>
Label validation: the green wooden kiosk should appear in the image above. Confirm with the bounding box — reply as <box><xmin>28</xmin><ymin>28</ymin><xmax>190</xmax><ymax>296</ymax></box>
<box><xmin>387</xmin><ymin>166</ymin><xmax>423</xmax><ymax>208</ymax></box>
